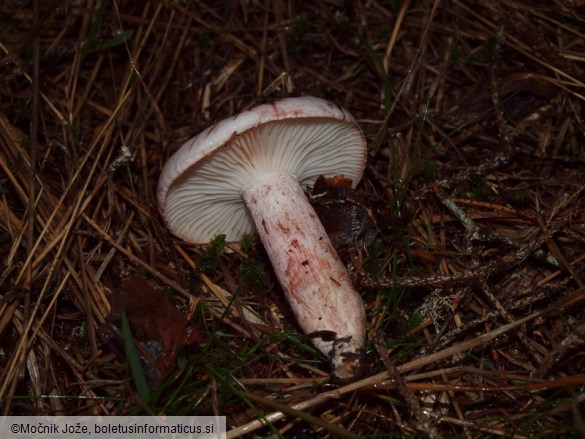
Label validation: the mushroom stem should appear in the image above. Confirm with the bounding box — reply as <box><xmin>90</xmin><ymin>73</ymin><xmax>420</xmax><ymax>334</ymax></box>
<box><xmin>241</xmin><ymin>172</ymin><xmax>366</xmax><ymax>380</ymax></box>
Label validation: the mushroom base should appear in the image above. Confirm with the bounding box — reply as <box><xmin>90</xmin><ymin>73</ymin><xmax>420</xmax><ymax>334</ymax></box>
<box><xmin>241</xmin><ymin>172</ymin><xmax>366</xmax><ymax>380</ymax></box>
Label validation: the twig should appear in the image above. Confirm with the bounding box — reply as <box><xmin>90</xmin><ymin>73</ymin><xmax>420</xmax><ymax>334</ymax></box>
<box><xmin>374</xmin><ymin>332</ymin><xmax>440</xmax><ymax>439</ymax></box>
<box><xmin>227</xmin><ymin>309</ymin><xmax>544</xmax><ymax>438</ymax></box>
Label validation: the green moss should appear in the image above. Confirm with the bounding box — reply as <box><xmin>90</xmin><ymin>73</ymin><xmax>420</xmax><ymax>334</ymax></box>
<box><xmin>407</xmin><ymin>311</ymin><xmax>425</xmax><ymax>330</ymax></box>
<box><xmin>513</xmin><ymin>189</ymin><xmax>529</xmax><ymax>203</ymax></box>
<box><xmin>468</xmin><ymin>180</ymin><xmax>493</xmax><ymax>201</ymax></box>
<box><xmin>239</xmin><ymin>233</ymin><xmax>255</xmax><ymax>254</ymax></box>
<box><xmin>196</xmin><ymin>234</ymin><xmax>226</xmax><ymax>273</ymax></box>
<box><xmin>364</xmin><ymin>239</ymin><xmax>386</xmax><ymax>277</ymax></box>
<box><xmin>72</xmin><ymin>321</ymin><xmax>89</xmax><ymax>342</ymax></box>
<box><xmin>238</xmin><ymin>258</ymin><xmax>266</xmax><ymax>289</ymax></box>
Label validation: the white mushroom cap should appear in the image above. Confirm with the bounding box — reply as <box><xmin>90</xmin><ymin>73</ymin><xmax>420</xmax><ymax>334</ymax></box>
<box><xmin>157</xmin><ymin>96</ymin><xmax>367</xmax><ymax>243</ymax></box>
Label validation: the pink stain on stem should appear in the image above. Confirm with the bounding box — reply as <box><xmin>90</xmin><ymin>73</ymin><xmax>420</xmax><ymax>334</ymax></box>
<box><xmin>242</xmin><ymin>172</ymin><xmax>366</xmax><ymax>379</ymax></box>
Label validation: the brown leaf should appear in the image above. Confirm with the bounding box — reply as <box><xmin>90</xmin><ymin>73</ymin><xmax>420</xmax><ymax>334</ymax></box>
<box><xmin>98</xmin><ymin>275</ymin><xmax>203</xmax><ymax>387</ymax></box>
<box><xmin>311</xmin><ymin>175</ymin><xmax>379</xmax><ymax>254</ymax></box>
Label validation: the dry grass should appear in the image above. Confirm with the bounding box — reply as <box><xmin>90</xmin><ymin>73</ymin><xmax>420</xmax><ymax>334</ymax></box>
<box><xmin>1</xmin><ymin>0</ymin><xmax>585</xmax><ymax>437</ymax></box>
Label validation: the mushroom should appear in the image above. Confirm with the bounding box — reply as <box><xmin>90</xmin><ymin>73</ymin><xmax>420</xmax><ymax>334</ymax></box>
<box><xmin>157</xmin><ymin>96</ymin><xmax>367</xmax><ymax>380</ymax></box>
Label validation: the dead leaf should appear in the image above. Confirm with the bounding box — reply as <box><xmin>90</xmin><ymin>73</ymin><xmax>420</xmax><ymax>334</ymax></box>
<box><xmin>98</xmin><ymin>275</ymin><xmax>203</xmax><ymax>387</ymax></box>
<box><xmin>310</xmin><ymin>175</ymin><xmax>379</xmax><ymax>254</ymax></box>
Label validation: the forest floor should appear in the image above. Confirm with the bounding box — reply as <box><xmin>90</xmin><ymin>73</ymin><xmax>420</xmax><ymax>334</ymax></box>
<box><xmin>1</xmin><ymin>1</ymin><xmax>584</xmax><ymax>437</ymax></box>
